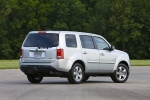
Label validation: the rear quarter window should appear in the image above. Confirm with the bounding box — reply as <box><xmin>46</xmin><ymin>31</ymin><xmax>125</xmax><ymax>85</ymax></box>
<box><xmin>65</xmin><ymin>34</ymin><xmax>77</xmax><ymax>48</ymax></box>
<box><xmin>23</xmin><ymin>33</ymin><xmax>59</xmax><ymax>47</ymax></box>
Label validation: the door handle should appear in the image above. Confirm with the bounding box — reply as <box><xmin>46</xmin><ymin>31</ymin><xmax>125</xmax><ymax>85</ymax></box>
<box><xmin>100</xmin><ymin>53</ymin><xmax>104</xmax><ymax>56</ymax></box>
<box><xmin>83</xmin><ymin>51</ymin><xmax>87</xmax><ymax>54</ymax></box>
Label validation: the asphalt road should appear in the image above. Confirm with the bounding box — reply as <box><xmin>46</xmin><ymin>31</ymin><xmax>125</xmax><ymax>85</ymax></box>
<box><xmin>0</xmin><ymin>67</ymin><xmax>150</xmax><ymax>100</ymax></box>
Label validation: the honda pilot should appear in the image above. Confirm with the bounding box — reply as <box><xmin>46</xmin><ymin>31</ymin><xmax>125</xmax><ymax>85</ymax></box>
<box><xmin>19</xmin><ymin>31</ymin><xmax>130</xmax><ymax>84</ymax></box>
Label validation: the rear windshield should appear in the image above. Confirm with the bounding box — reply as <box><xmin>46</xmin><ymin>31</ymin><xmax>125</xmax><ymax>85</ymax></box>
<box><xmin>23</xmin><ymin>33</ymin><xmax>59</xmax><ymax>47</ymax></box>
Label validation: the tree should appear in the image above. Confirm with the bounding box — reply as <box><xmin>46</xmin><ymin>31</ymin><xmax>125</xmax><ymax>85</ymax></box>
<box><xmin>7</xmin><ymin>0</ymin><xmax>53</xmax><ymax>58</ymax></box>
<box><xmin>88</xmin><ymin>0</ymin><xmax>147</xmax><ymax>59</ymax></box>
<box><xmin>0</xmin><ymin>0</ymin><xmax>17</xmax><ymax>59</ymax></box>
<box><xmin>130</xmin><ymin>0</ymin><xmax>150</xmax><ymax>59</ymax></box>
<box><xmin>51</xmin><ymin>0</ymin><xmax>88</xmax><ymax>31</ymax></box>
<box><xmin>109</xmin><ymin>0</ymin><xmax>142</xmax><ymax>52</ymax></box>
<box><xmin>0</xmin><ymin>0</ymin><xmax>150</xmax><ymax>59</ymax></box>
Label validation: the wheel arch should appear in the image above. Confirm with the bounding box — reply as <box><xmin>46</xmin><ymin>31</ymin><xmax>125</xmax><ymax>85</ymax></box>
<box><xmin>119</xmin><ymin>61</ymin><xmax>129</xmax><ymax>69</ymax></box>
<box><xmin>73</xmin><ymin>60</ymin><xmax>85</xmax><ymax>71</ymax></box>
<box><xmin>114</xmin><ymin>57</ymin><xmax>130</xmax><ymax>71</ymax></box>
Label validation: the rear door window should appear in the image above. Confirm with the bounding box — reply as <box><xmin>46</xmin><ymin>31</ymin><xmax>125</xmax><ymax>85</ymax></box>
<box><xmin>23</xmin><ymin>33</ymin><xmax>59</xmax><ymax>47</ymax></box>
<box><xmin>65</xmin><ymin>34</ymin><xmax>77</xmax><ymax>47</ymax></box>
<box><xmin>80</xmin><ymin>35</ymin><xmax>95</xmax><ymax>49</ymax></box>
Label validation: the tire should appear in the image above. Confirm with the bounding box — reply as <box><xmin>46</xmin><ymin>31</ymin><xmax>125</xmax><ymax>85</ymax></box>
<box><xmin>83</xmin><ymin>75</ymin><xmax>90</xmax><ymax>81</ymax></box>
<box><xmin>111</xmin><ymin>63</ymin><xmax>129</xmax><ymax>83</ymax></box>
<box><xmin>67</xmin><ymin>63</ymin><xmax>84</xmax><ymax>84</ymax></box>
<box><xmin>27</xmin><ymin>74</ymin><xmax>43</xmax><ymax>83</ymax></box>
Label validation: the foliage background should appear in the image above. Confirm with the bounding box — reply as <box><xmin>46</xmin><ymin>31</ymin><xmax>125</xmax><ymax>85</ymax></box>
<box><xmin>0</xmin><ymin>0</ymin><xmax>150</xmax><ymax>59</ymax></box>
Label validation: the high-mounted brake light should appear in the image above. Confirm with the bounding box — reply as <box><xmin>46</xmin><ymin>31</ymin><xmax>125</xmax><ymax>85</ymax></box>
<box><xmin>38</xmin><ymin>31</ymin><xmax>46</xmax><ymax>34</ymax></box>
<box><xmin>57</xmin><ymin>49</ymin><xmax>64</xmax><ymax>59</ymax></box>
<box><xmin>20</xmin><ymin>49</ymin><xmax>22</xmax><ymax>58</ymax></box>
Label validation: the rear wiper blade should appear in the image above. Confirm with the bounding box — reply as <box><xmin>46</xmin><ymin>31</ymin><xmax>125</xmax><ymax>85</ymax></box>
<box><xmin>38</xmin><ymin>47</ymin><xmax>50</xmax><ymax>49</ymax></box>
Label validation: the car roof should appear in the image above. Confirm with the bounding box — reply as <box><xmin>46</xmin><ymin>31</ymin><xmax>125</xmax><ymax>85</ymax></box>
<box><xmin>29</xmin><ymin>31</ymin><xmax>102</xmax><ymax>37</ymax></box>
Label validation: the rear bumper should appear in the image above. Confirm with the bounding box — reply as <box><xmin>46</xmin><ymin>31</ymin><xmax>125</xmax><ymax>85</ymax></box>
<box><xmin>19</xmin><ymin>58</ymin><xmax>72</xmax><ymax>72</ymax></box>
<box><xmin>20</xmin><ymin>65</ymin><xmax>68</xmax><ymax>77</ymax></box>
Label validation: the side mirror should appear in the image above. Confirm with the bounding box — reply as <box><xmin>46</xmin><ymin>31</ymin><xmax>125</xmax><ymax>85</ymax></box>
<box><xmin>110</xmin><ymin>46</ymin><xmax>115</xmax><ymax>51</ymax></box>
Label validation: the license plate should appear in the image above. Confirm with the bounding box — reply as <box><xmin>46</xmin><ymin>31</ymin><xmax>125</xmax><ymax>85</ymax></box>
<box><xmin>34</xmin><ymin>52</ymin><xmax>42</xmax><ymax>58</ymax></box>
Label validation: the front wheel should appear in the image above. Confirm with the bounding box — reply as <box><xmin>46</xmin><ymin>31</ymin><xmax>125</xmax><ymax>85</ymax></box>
<box><xmin>111</xmin><ymin>64</ymin><xmax>129</xmax><ymax>83</ymax></box>
<box><xmin>67</xmin><ymin>63</ymin><xmax>84</xmax><ymax>84</ymax></box>
<box><xmin>27</xmin><ymin>74</ymin><xmax>43</xmax><ymax>83</ymax></box>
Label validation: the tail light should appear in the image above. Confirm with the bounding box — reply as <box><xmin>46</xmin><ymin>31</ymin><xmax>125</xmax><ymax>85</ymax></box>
<box><xmin>20</xmin><ymin>49</ymin><xmax>22</xmax><ymax>58</ymax></box>
<box><xmin>57</xmin><ymin>49</ymin><xmax>64</xmax><ymax>59</ymax></box>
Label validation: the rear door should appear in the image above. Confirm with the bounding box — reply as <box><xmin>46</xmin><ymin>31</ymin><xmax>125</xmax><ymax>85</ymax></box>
<box><xmin>21</xmin><ymin>32</ymin><xmax>59</xmax><ymax>63</ymax></box>
<box><xmin>80</xmin><ymin>35</ymin><xmax>99</xmax><ymax>73</ymax></box>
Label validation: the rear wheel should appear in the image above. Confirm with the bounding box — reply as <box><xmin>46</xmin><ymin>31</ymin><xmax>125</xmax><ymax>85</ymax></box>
<box><xmin>111</xmin><ymin>64</ymin><xmax>129</xmax><ymax>83</ymax></box>
<box><xmin>67</xmin><ymin>63</ymin><xmax>84</xmax><ymax>84</ymax></box>
<box><xmin>27</xmin><ymin>74</ymin><xmax>43</xmax><ymax>83</ymax></box>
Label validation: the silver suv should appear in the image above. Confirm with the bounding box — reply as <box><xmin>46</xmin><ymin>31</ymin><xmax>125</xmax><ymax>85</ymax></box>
<box><xmin>19</xmin><ymin>31</ymin><xmax>130</xmax><ymax>84</ymax></box>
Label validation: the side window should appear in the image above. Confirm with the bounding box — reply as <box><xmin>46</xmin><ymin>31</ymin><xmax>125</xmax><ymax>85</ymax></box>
<box><xmin>65</xmin><ymin>34</ymin><xmax>77</xmax><ymax>47</ymax></box>
<box><xmin>94</xmin><ymin>37</ymin><xmax>110</xmax><ymax>50</ymax></box>
<box><xmin>80</xmin><ymin>35</ymin><xmax>95</xmax><ymax>49</ymax></box>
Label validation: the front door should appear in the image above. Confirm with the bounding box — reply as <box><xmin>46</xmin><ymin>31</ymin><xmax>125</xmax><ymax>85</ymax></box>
<box><xmin>93</xmin><ymin>37</ymin><xmax>116</xmax><ymax>73</ymax></box>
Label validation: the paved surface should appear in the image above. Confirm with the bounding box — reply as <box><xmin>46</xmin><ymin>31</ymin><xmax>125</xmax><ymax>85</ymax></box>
<box><xmin>0</xmin><ymin>67</ymin><xmax>150</xmax><ymax>100</ymax></box>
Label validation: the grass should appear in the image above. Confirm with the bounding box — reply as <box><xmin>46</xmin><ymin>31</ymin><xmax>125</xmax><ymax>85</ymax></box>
<box><xmin>0</xmin><ymin>60</ymin><xmax>19</xmax><ymax>69</ymax></box>
<box><xmin>130</xmin><ymin>60</ymin><xmax>150</xmax><ymax>66</ymax></box>
<box><xmin>0</xmin><ymin>60</ymin><xmax>150</xmax><ymax>69</ymax></box>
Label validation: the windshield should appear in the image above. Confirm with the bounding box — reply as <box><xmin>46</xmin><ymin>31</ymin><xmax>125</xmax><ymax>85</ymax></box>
<box><xmin>23</xmin><ymin>33</ymin><xmax>59</xmax><ymax>47</ymax></box>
